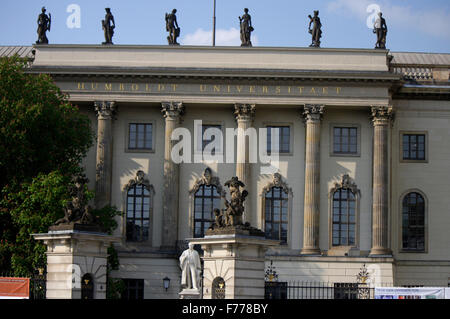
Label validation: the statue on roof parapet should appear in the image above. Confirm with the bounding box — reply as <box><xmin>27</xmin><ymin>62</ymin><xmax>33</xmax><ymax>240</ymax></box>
<box><xmin>239</xmin><ymin>8</ymin><xmax>254</xmax><ymax>47</ymax></box>
<box><xmin>166</xmin><ymin>9</ymin><xmax>180</xmax><ymax>45</ymax></box>
<box><xmin>308</xmin><ymin>10</ymin><xmax>322</xmax><ymax>48</ymax></box>
<box><xmin>373</xmin><ymin>12</ymin><xmax>388</xmax><ymax>49</ymax></box>
<box><xmin>36</xmin><ymin>7</ymin><xmax>51</xmax><ymax>44</ymax></box>
<box><xmin>102</xmin><ymin>8</ymin><xmax>115</xmax><ymax>45</ymax></box>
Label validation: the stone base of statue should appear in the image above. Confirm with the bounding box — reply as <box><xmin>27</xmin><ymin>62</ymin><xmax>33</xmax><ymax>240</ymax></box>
<box><xmin>33</xmin><ymin>227</ymin><xmax>120</xmax><ymax>299</ymax></box>
<box><xmin>190</xmin><ymin>227</ymin><xmax>279</xmax><ymax>299</ymax></box>
<box><xmin>179</xmin><ymin>288</ymin><xmax>201</xmax><ymax>299</ymax></box>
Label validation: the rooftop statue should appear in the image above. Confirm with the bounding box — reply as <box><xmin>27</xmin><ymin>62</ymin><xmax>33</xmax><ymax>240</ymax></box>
<box><xmin>36</xmin><ymin>7</ymin><xmax>51</xmax><ymax>44</ymax></box>
<box><xmin>239</xmin><ymin>8</ymin><xmax>253</xmax><ymax>47</ymax></box>
<box><xmin>102</xmin><ymin>8</ymin><xmax>115</xmax><ymax>45</ymax></box>
<box><xmin>308</xmin><ymin>10</ymin><xmax>322</xmax><ymax>48</ymax></box>
<box><xmin>373</xmin><ymin>12</ymin><xmax>388</xmax><ymax>49</ymax></box>
<box><xmin>166</xmin><ymin>9</ymin><xmax>180</xmax><ymax>45</ymax></box>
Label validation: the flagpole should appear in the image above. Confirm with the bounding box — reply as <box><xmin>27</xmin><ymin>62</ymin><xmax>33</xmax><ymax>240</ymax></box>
<box><xmin>212</xmin><ymin>0</ymin><xmax>216</xmax><ymax>46</ymax></box>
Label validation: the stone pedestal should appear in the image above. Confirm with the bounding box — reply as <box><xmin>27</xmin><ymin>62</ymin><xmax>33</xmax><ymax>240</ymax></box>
<box><xmin>191</xmin><ymin>230</ymin><xmax>278</xmax><ymax>299</ymax></box>
<box><xmin>33</xmin><ymin>229</ymin><xmax>120</xmax><ymax>299</ymax></box>
<box><xmin>179</xmin><ymin>288</ymin><xmax>201</xmax><ymax>299</ymax></box>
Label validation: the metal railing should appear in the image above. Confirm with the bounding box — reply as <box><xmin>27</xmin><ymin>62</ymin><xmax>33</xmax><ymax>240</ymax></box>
<box><xmin>265</xmin><ymin>281</ymin><xmax>376</xmax><ymax>300</ymax></box>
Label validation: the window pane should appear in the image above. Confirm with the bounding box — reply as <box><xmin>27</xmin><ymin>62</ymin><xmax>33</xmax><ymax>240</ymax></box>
<box><xmin>403</xmin><ymin>134</ymin><xmax>426</xmax><ymax>160</ymax></box>
<box><xmin>334</xmin><ymin>127</ymin><xmax>357</xmax><ymax>154</ymax></box>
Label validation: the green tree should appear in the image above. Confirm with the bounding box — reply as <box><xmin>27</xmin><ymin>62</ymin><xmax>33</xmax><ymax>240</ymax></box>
<box><xmin>0</xmin><ymin>56</ymin><xmax>119</xmax><ymax>276</ymax></box>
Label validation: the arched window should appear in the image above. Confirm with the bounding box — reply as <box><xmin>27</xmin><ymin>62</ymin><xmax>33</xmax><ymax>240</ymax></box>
<box><xmin>194</xmin><ymin>184</ymin><xmax>221</xmax><ymax>237</ymax></box>
<box><xmin>332</xmin><ymin>189</ymin><xmax>356</xmax><ymax>246</ymax></box>
<box><xmin>190</xmin><ymin>168</ymin><xmax>225</xmax><ymax>238</ymax></box>
<box><xmin>265</xmin><ymin>187</ymin><xmax>288</xmax><ymax>243</ymax></box>
<box><xmin>402</xmin><ymin>192</ymin><xmax>425</xmax><ymax>251</ymax></box>
<box><xmin>330</xmin><ymin>175</ymin><xmax>360</xmax><ymax>247</ymax></box>
<box><xmin>124</xmin><ymin>171</ymin><xmax>154</xmax><ymax>242</ymax></box>
<box><xmin>262</xmin><ymin>173</ymin><xmax>292</xmax><ymax>244</ymax></box>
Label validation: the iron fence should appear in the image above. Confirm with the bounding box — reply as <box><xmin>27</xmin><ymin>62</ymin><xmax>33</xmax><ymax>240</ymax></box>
<box><xmin>265</xmin><ymin>281</ymin><xmax>376</xmax><ymax>300</ymax></box>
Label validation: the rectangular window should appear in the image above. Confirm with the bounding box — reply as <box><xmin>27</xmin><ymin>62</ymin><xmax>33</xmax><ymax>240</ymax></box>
<box><xmin>402</xmin><ymin>134</ymin><xmax>426</xmax><ymax>161</ymax></box>
<box><xmin>333</xmin><ymin>127</ymin><xmax>358</xmax><ymax>155</ymax></box>
<box><xmin>128</xmin><ymin>123</ymin><xmax>152</xmax><ymax>151</ymax></box>
<box><xmin>121</xmin><ymin>279</ymin><xmax>144</xmax><ymax>300</ymax></box>
<box><xmin>267</xmin><ymin>126</ymin><xmax>290</xmax><ymax>154</ymax></box>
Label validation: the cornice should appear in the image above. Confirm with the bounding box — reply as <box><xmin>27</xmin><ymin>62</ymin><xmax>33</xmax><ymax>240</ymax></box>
<box><xmin>27</xmin><ymin>66</ymin><xmax>400</xmax><ymax>83</ymax></box>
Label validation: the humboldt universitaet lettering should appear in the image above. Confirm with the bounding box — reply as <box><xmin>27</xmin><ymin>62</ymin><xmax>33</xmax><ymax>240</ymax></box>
<box><xmin>68</xmin><ymin>82</ymin><xmax>343</xmax><ymax>97</ymax></box>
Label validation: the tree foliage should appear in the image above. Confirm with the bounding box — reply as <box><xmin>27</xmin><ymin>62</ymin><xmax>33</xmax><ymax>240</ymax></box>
<box><xmin>0</xmin><ymin>56</ymin><xmax>121</xmax><ymax>276</ymax></box>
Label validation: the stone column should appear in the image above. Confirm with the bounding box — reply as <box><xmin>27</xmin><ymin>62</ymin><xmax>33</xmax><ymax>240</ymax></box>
<box><xmin>161</xmin><ymin>102</ymin><xmax>185</xmax><ymax>250</ymax></box>
<box><xmin>370</xmin><ymin>106</ymin><xmax>393</xmax><ymax>256</ymax></box>
<box><xmin>234</xmin><ymin>104</ymin><xmax>255</xmax><ymax>224</ymax></box>
<box><xmin>301</xmin><ymin>105</ymin><xmax>324</xmax><ymax>255</ymax></box>
<box><xmin>94</xmin><ymin>101</ymin><xmax>116</xmax><ymax>209</ymax></box>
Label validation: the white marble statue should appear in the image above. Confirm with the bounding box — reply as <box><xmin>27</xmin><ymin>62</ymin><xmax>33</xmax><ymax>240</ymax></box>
<box><xmin>179</xmin><ymin>242</ymin><xmax>202</xmax><ymax>290</ymax></box>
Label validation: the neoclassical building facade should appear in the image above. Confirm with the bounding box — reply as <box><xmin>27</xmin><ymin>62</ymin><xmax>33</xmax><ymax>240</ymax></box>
<box><xmin>2</xmin><ymin>45</ymin><xmax>449</xmax><ymax>298</ymax></box>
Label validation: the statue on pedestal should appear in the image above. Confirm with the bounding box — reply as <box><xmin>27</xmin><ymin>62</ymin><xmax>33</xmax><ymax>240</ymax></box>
<box><xmin>373</xmin><ymin>12</ymin><xmax>388</xmax><ymax>49</ymax></box>
<box><xmin>36</xmin><ymin>7</ymin><xmax>51</xmax><ymax>44</ymax></box>
<box><xmin>239</xmin><ymin>8</ymin><xmax>253</xmax><ymax>47</ymax></box>
<box><xmin>223</xmin><ymin>177</ymin><xmax>248</xmax><ymax>226</ymax></box>
<box><xmin>308</xmin><ymin>10</ymin><xmax>322</xmax><ymax>48</ymax></box>
<box><xmin>207</xmin><ymin>176</ymin><xmax>264</xmax><ymax>237</ymax></box>
<box><xmin>179</xmin><ymin>242</ymin><xmax>202</xmax><ymax>291</ymax></box>
<box><xmin>166</xmin><ymin>9</ymin><xmax>180</xmax><ymax>45</ymax></box>
<box><xmin>102</xmin><ymin>8</ymin><xmax>115</xmax><ymax>45</ymax></box>
<box><xmin>52</xmin><ymin>174</ymin><xmax>99</xmax><ymax>231</ymax></box>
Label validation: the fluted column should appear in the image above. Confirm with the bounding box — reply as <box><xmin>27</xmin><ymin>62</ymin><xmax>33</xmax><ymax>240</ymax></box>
<box><xmin>370</xmin><ymin>106</ymin><xmax>393</xmax><ymax>256</ymax></box>
<box><xmin>234</xmin><ymin>104</ymin><xmax>255</xmax><ymax>224</ymax></box>
<box><xmin>94</xmin><ymin>101</ymin><xmax>116</xmax><ymax>209</ymax></box>
<box><xmin>301</xmin><ymin>105</ymin><xmax>324</xmax><ymax>255</ymax></box>
<box><xmin>161</xmin><ymin>102</ymin><xmax>185</xmax><ymax>250</ymax></box>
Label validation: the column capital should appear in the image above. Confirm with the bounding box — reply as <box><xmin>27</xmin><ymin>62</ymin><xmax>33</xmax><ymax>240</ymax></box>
<box><xmin>94</xmin><ymin>101</ymin><xmax>117</xmax><ymax>120</ymax></box>
<box><xmin>370</xmin><ymin>106</ymin><xmax>394</xmax><ymax>125</ymax></box>
<box><xmin>161</xmin><ymin>102</ymin><xmax>185</xmax><ymax>119</ymax></box>
<box><xmin>234</xmin><ymin>103</ymin><xmax>256</xmax><ymax>122</ymax></box>
<box><xmin>303</xmin><ymin>104</ymin><xmax>325</xmax><ymax>122</ymax></box>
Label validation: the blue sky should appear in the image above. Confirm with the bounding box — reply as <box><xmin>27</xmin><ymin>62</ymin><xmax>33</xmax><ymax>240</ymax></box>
<box><xmin>0</xmin><ymin>0</ymin><xmax>449</xmax><ymax>53</ymax></box>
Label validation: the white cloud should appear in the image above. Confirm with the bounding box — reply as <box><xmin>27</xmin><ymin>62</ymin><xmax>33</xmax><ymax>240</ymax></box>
<box><xmin>181</xmin><ymin>28</ymin><xmax>259</xmax><ymax>46</ymax></box>
<box><xmin>327</xmin><ymin>0</ymin><xmax>450</xmax><ymax>39</ymax></box>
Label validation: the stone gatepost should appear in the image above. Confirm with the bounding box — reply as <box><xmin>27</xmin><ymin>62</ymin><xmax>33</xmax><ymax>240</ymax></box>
<box><xmin>191</xmin><ymin>230</ymin><xmax>279</xmax><ymax>299</ymax></box>
<box><xmin>33</xmin><ymin>228</ymin><xmax>120</xmax><ymax>299</ymax></box>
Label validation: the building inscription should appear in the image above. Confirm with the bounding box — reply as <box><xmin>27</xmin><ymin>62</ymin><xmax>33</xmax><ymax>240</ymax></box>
<box><xmin>62</xmin><ymin>81</ymin><xmax>344</xmax><ymax>97</ymax></box>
